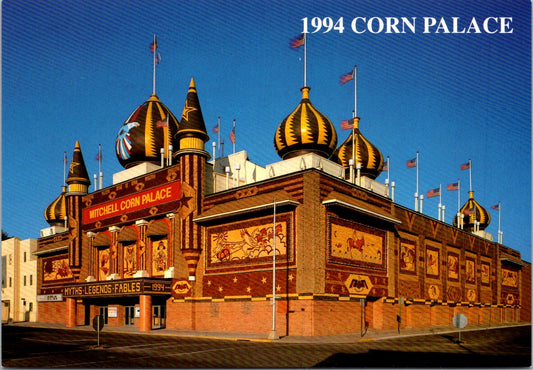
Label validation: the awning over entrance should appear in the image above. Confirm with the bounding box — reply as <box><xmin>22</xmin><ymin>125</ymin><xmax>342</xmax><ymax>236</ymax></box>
<box><xmin>63</xmin><ymin>278</ymin><xmax>171</xmax><ymax>298</ymax></box>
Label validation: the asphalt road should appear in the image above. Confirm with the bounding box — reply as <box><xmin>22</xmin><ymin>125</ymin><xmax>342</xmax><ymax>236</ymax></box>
<box><xmin>2</xmin><ymin>324</ymin><xmax>531</xmax><ymax>368</ymax></box>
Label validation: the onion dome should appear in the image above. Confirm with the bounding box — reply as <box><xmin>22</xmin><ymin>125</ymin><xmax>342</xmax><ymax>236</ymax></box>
<box><xmin>115</xmin><ymin>94</ymin><xmax>179</xmax><ymax>169</ymax></box>
<box><xmin>175</xmin><ymin>78</ymin><xmax>209</xmax><ymax>152</ymax></box>
<box><xmin>274</xmin><ymin>87</ymin><xmax>337</xmax><ymax>160</ymax></box>
<box><xmin>331</xmin><ymin>117</ymin><xmax>383</xmax><ymax>179</ymax></box>
<box><xmin>44</xmin><ymin>186</ymin><xmax>67</xmax><ymax>226</ymax></box>
<box><xmin>66</xmin><ymin>141</ymin><xmax>91</xmax><ymax>195</ymax></box>
<box><xmin>453</xmin><ymin>191</ymin><xmax>491</xmax><ymax>231</ymax></box>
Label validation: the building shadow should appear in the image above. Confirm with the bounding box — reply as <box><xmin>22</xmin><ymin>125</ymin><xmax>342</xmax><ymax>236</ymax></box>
<box><xmin>313</xmin><ymin>349</ymin><xmax>531</xmax><ymax>368</ymax></box>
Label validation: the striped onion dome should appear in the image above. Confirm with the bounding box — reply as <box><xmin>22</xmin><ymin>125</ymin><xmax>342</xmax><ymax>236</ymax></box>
<box><xmin>453</xmin><ymin>191</ymin><xmax>491</xmax><ymax>231</ymax></box>
<box><xmin>115</xmin><ymin>94</ymin><xmax>179</xmax><ymax>169</ymax></box>
<box><xmin>331</xmin><ymin>117</ymin><xmax>383</xmax><ymax>180</ymax></box>
<box><xmin>274</xmin><ymin>87</ymin><xmax>337</xmax><ymax>160</ymax></box>
<box><xmin>44</xmin><ymin>186</ymin><xmax>67</xmax><ymax>226</ymax></box>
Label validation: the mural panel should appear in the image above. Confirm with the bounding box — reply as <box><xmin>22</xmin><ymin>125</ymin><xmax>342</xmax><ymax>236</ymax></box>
<box><xmin>481</xmin><ymin>261</ymin><xmax>490</xmax><ymax>285</ymax></box>
<box><xmin>43</xmin><ymin>255</ymin><xmax>73</xmax><ymax>282</ymax></box>
<box><xmin>123</xmin><ymin>243</ymin><xmax>137</xmax><ymax>278</ymax></box>
<box><xmin>98</xmin><ymin>248</ymin><xmax>110</xmax><ymax>280</ymax></box>
<box><xmin>447</xmin><ymin>252</ymin><xmax>459</xmax><ymax>281</ymax></box>
<box><xmin>207</xmin><ymin>214</ymin><xmax>291</xmax><ymax>269</ymax></box>
<box><xmin>502</xmin><ymin>268</ymin><xmax>518</xmax><ymax>287</ymax></box>
<box><xmin>425</xmin><ymin>246</ymin><xmax>439</xmax><ymax>278</ymax></box>
<box><xmin>465</xmin><ymin>257</ymin><xmax>476</xmax><ymax>284</ymax></box>
<box><xmin>152</xmin><ymin>238</ymin><xmax>168</xmax><ymax>277</ymax></box>
<box><xmin>399</xmin><ymin>240</ymin><xmax>416</xmax><ymax>274</ymax></box>
<box><xmin>329</xmin><ymin>216</ymin><xmax>385</xmax><ymax>270</ymax></box>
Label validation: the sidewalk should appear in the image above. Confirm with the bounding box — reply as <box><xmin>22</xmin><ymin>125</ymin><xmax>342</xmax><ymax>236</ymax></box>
<box><xmin>7</xmin><ymin>320</ymin><xmax>530</xmax><ymax>344</ymax></box>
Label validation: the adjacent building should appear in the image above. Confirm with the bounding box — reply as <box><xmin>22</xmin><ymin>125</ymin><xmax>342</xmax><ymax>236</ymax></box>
<box><xmin>2</xmin><ymin>238</ymin><xmax>39</xmax><ymax>323</ymax></box>
<box><xmin>34</xmin><ymin>77</ymin><xmax>530</xmax><ymax>336</ymax></box>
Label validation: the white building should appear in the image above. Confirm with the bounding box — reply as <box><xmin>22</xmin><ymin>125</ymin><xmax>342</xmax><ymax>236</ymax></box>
<box><xmin>2</xmin><ymin>238</ymin><xmax>38</xmax><ymax>323</ymax></box>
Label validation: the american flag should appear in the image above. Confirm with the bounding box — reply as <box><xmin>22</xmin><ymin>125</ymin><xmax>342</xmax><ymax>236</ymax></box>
<box><xmin>230</xmin><ymin>127</ymin><xmax>236</xmax><ymax>144</ymax></box>
<box><xmin>340</xmin><ymin>119</ymin><xmax>354</xmax><ymax>130</ymax></box>
<box><xmin>491</xmin><ymin>204</ymin><xmax>500</xmax><ymax>211</ymax></box>
<box><xmin>447</xmin><ymin>182</ymin><xmax>459</xmax><ymax>191</ymax></box>
<box><xmin>339</xmin><ymin>70</ymin><xmax>354</xmax><ymax>85</ymax></box>
<box><xmin>460</xmin><ymin>162</ymin><xmax>470</xmax><ymax>170</ymax></box>
<box><xmin>426</xmin><ymin>188</ymin><xmax>440</xmax><ymax>198</ymax></box>
<box><xmin>150</xmin><ymin>37</ymin><xmax>158</xmax><ymax>53</ymax></box>
<box><xmin>406</xmin><ymin>157</ymin><xmax>417</xmax><ymax>168</ymax></box>
<box><xmin>289</xmin><ymin>34</ymin><xmax>305</xmax><ymax>48</ymax></box>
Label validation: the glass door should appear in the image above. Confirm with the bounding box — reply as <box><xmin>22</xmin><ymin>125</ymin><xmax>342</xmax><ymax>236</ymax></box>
<box><xmin>125</xmin><ymin>306</ymin><xmax>135</xmax><ymax>326</ymax></box>
<box><xmin>152</xmin><ymin>305</ymin><xmax>166</xmax><ymax>329</ymax></box>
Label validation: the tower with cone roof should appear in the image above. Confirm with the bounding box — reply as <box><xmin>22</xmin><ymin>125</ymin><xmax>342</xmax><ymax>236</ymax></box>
<box><xmin>175</xmin><ymin>78</ymin><xmax>209</xmax><ymax>281</ymax></box>
<box><xmin>65</xmin><ymin>141</ymin><xmax>91</xmax><ymax>278</ymax></box>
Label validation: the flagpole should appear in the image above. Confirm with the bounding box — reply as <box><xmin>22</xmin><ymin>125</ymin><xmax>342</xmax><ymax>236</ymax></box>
<box><xmin>98</xmin><ymin>144</ymin><xmax>103</xmax><ymax>190</ymax></box>
<box><xmin>303</xmin><ymin>33</ymin><xmax>307</xmax><ymax>87</ymax></box>
<box><xmin>217</xmin><ymin>116</ymin><xmax>221</xmax><ymax>158</ymax></box>
<box><xmin>468</xmin><ymin>158</ymin><xmax>472</xmax><ymax>191</ymax></box>
<box><xmin>232</xmin><ymin>119</ymin><xmax>236</xmax><ymax>154</ymax></box>
<box><xmin>63</xmin><ymin>151</ymin><xmax>67</xmax><ymax>184</ymax></box>
<box><xmin>268</xmin><ymin>199</ymin><xmax>279</xmax><ymax>340</ymax></box>
<box><xmin>351</xmin><ymin>110</ymin><xmax>355</xmax><ymax>167</ymax></box>
<box><xmin>457</xmin><ymin>179</ymin><xmax>461</xmax><ymax>214</ymax></box>
<box><xmin>387</xmin><ymin>155</ymin><xmax>390</xmax><ymax>185</ymax></box>
<box><xmin>415</xmin><ymin>151</ymin><xmax>419</xmax><ymax>212</ymax></box>
<box><xmin>353</xmin><ymin>65</ymin><xmax>357</xmax><ymax>117</ymax></box>
<box><xmin>438</xmin><ymin>184</ymin><xmax>442</xmax><ymax>221</ymax></box>
<box><xmin>152</xmin><ymin>34</ymin><xmax>156</xmax><ymax>95</ymax></box>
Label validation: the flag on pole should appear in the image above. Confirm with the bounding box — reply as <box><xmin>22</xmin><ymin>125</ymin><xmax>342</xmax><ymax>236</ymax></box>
<box><xmin>150</xmin><ymin>37</ymin><xmax>158</xmax><ymax>53</ymax></box>
<box><xmin>95</xmin><ymin>152</ymin><xmax>103</xmax><ymax>161</ymax></box>
<box><xmin>406</xmin><ymin>157</ymin><xmax>417</xmax><ymax>168</ymax></box>
<box><xmin>464</xmin><ymin>208</ymin><xmax>475</xmax><ymax>215</ymax></box>
<box><xmin>339</xmin><ymin>70</ymin><xmax>354</xmax><ymax>85</ymax></box>
<box><xmin>155</xmin><ymin>52</ymin><xmax>161</xmax><ymax>65</ymax></box>
<box><xmin>447</xmin><ymin>182</ymin><xmax>459</xmax><ymax>191</ymax></box>
<box><xmin>340</xmin><ymin>119</ymin><xmax>354</xmax><ymax>130</ymax></box>
<box><xmin>426</xmin><ymin>188</ymin><xmax>440</xmax><ymax>198</ymax></box>
<box><xmin>156</xmin><ymin>116</ymin><xmax>168</xmax><ymax>127</ymax></box>
<box><xmin>64</xmin><ymin>151</ymin><xmax>68</xmax><ymax>164</ymax></box>
<box><xmin>460</xmin><ymin>162</ymin><xmax>470</xmax><ymax>170</ymax></box>
<box><xmin>491</xmin><ymin>204</ymin><xmax>500</xmax><ymax>211</ymax></box>
<box><xmin>230</xmin><ymin>127</ymin><xmax>236</xmax><ymax>144</ymax></box>
<box><xmin>213</xmin><ymin>123</ymin><xmax>220</xmax><ymax>133</ymax></box>
<box><xmin>289</xmin><ymin>33</ymin><xmax>305</xmax><ymax>48</ymax></box>
<box><xmin>382</xmin><ymin>160</ymin><xmax>388</xmax><ymax>172</ymax></box>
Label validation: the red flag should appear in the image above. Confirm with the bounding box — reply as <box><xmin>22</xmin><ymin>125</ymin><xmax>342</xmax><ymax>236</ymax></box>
<box><xmin>156</xmin><ymin>116</ymin><xmax>168</xmax><ymax>127</ymax></box>
<box><xmin>150</xmin><ymin>37</ymin><xmax>158</xmax><ymax>53</ymax></box>
<box><xmin>339</xmin><ymin>70</ymin><xmax>354</xmax><ymax>85</ymax></box>
<box><xmin>230</xmin><ymin>127</ymin><xmax>235</xmax><ymax>144</ymax></box>
<box><xmin>426</xmin><ymin>188</ymin><xmax>440</xmax><ymax>198</ymax></box>
<box><xmin>491</xmin><ymin>204</ymin><xmax>500</xmax><ymax>211</ymax></box>
<box><xmin>464</xmin><ymin>208</ymin><xmax>475</xmax><ymax>215</ymax></box>
<box><xmin>340</xmin><ymin>119</ymin><xmax>354</xmax><ymax>130</ymax></box>
<box><xmin>447</xmin><ymin>182</ymin><xmax>459</xmax><ymax>191</ymax></box>
<box><xmin>460</xmin><ymin>162</ymin><xmax>470</xmax><ymax>170</ymax></box>
<box><xmin>290</xmin><ymin>34</ymin><xmax>304</xmax><ymax>48</ymax></box>
<box><xmin>406</xmin><ymin>157</ymin><xmax>417</xmax><ymax>168</ymax></box>
<box><xmin>213</xmin><ymin>123</ymin><xmax>220</xmax><ymax>133</ymax></box>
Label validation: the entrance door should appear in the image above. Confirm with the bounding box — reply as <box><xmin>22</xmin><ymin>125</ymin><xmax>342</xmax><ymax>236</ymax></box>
<box><xmin>125</xmin><ymin>306</ymin><xmax>135</xmax><ymax>326</ymax></box>
<box><xmin>99</xmin><ymin>306</ymin><xmax>108</xmax><ymax>325</ymax></box>
<box><xmin>152</xmin><ymin>305</ymin><xmax>166</xmax><ymax>329</ymax></box>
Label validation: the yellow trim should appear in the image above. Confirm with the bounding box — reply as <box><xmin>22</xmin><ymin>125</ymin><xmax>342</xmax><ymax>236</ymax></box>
<box><xmin>68</xmin><ymin>183</ymin><xmax>87</xmax><ymax>194</ymax></box>
<box><xmin>180</xmin><ymin>137</ymin><xmax>204</xmax><ymax>150</ymax></box>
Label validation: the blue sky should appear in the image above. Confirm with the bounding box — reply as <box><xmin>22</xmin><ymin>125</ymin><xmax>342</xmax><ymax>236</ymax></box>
<box><xmin>2</xmin><ymin>0</ymin><xmax>531</xmax><ymax>262</ymax></box>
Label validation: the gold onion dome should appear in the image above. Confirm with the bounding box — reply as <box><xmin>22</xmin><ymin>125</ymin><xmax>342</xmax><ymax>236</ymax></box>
<box><xmin>453</xmin><ymin>190</ymin><xmax>491</xmax><ymax>231</ymax></box>
<box><xmin>115</xmin><ymin>94</ymin><xmax>179</xmax><ymax>169</ymax></box>
<box><xmin>274</xmin><ymin>87</ymin><xmax>337</xmax><ymax>160</ymax></box>
<box><xmin>44</xmin><ymin>186</ymin><xmax>67</xmax><ymax>226</ymax></box>
<box><xmin>331</xmin><ymin>117</ymin><xmax>383</xmax><ymax>180</ymax></box>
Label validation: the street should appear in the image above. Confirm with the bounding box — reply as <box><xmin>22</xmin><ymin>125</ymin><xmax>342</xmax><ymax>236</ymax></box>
<box><xmin>2</xmin><ymin>324</ymin><xmax>531</xmax><ymax>367</ymax></box>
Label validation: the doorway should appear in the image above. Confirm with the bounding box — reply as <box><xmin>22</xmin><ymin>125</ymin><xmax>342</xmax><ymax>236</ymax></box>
<box><xmin>152</xmin><ymin>305</ymin><xmax>166</xmax><ymax>329</ymax></box>
<box><xmin>99</xmin><ymin>306</ymin><xmax>108</xmax><ymax>325</ymax></box>
<box><xmin>125</xmin><ymin>306</ymin><xmax>135</xmax><ymax>326</ymax></box>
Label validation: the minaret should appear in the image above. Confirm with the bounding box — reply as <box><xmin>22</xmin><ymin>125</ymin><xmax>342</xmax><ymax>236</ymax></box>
<box><xmin>175</xmin><ymin>78</ymin><xmax>209</xmax><ymax>281</ymax></box>
<box><xmin>65</xmin><ymin>141</ymin><xmax>91</xmax><ymax>278</ymax></box>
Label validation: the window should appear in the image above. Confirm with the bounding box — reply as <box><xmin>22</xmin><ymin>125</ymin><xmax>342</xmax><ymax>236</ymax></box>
<box><xmin>30</xmin><ymin>275</ymin><xmax>33</xmax><ymax>286</ymax></box>
<box><xmin>23</xmin><ymin>275</ymin><xmax>26</xmax><ymax>286</ymax></box>
<box><xmin>9</xmin><ymin>277</ymin><xmax>12</xmax><ymax>287</ymax></box>
<box><xmin>1</xmin><ymin>256</ymin><xmax>6</xmax><ymax>288</ymax></box>
<box><xmin>24</xmin><ymin>252</ymin><xmax>27</xmax><ymax>262</ymax></box>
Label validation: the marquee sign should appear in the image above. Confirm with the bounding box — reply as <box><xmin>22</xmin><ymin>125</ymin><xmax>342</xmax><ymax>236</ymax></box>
<box><xmin>63</xmin><ymin>278</ymin><xmax>172</xmax><ymax>298</ymax></box>
<box><xmin>83</xmin><ymin>181</ymin><xmax>180</xmax><ymax>223</ymax></box>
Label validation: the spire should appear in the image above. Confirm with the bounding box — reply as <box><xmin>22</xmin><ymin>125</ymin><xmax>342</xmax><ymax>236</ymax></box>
<box><xmin>175</xmin><ymin>78</ymin><xmax>209</xmax><ymax>152</ymax></box>
<box><xmin>66</xmin><ymin>141</ymin><xmax>91</xmax><ymax>195</ymax></box>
